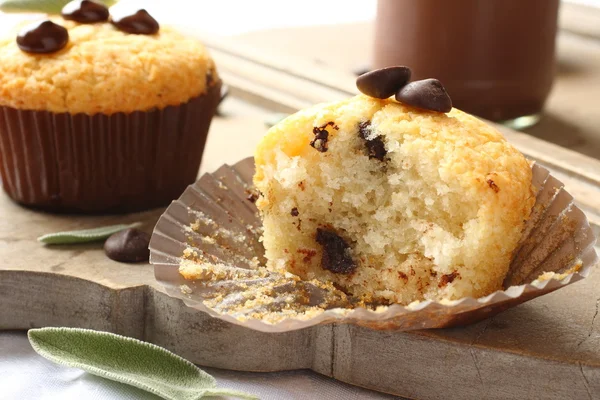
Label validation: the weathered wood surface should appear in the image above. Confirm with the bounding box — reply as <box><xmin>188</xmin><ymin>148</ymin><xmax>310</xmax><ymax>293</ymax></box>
<box><xmin>1</xmin><ymin>30</ymin><xmax>600</xmax><ymax>400</ymax></box>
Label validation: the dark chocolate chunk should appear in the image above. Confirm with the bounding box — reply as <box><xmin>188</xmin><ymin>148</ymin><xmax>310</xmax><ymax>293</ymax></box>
<box><xmin>291</xmin><ymin>207</ymin><xmax>299</xmax><ymax>217</ymax></box>
<box><xmin>395</xmin><ymin>79</ymin><xmax>452</xmax><ymax>113</ymax></box>
<box><xmin>358</xmin><ymin>121</ymin><xmax>386</xmax><ymax>161</ymax></box>
<box><xmin>316</xmin><ymin>228</ymin><xmax>356</xmax><ymax>274</ymax></box>
<box><xmin>61</xmin><ymin>0</ymin><xmax>109</xmax><ymax>23</ymax></box>
<box><xmin>246</xmin><ymin>189</ymin><xmax>260</xmax><ymax>203</ymax></box>
<box><xmin>310</xmin><ymin>128</ymin><xmax>329</xmax><ymax>152</ymax></box>
<box><xmin>247</xmin><ymin>193</ymin><xmax>258</xmax><ymax>203</ymax></box>
<box><xmin>356</xmin><ymin>66</ymin><xmax>412</xmax><ymax>99</ymax></box>
<box><xmin>487</xmin><ymin>179</ymin><xmax>500</xmax><ymax>193</ymax></box>
<box><xmin>16</xmin><ymin>20</ymin><xmax>69</xmax><ymax>54</ymax></box>
<box><xmin>310</xmin><ymin>122</ymin><xmax>338</xmax><ymax>153</ymax></box>
<box><xmin>104</xmin><ymin>228</ymin><xmax>150</xmax><ymax>263</ymax></box>
<box><xmin>111</xmin><ymin>9</ymin><xmax>159</xmax><ymax>35</ymax></box>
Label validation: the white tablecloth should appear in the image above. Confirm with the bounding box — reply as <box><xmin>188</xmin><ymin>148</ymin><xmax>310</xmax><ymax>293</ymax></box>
<box><xmin>0</xmin><ymin>331</ymin><xmax>399</xmax><ymax>400</ymax></box>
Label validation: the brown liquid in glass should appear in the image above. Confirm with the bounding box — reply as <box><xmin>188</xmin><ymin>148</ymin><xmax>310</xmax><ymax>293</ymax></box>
<box><xmin>373</xmin><ymin>0</ymin><xmax>559</xmax><ymax>123</ymax></box>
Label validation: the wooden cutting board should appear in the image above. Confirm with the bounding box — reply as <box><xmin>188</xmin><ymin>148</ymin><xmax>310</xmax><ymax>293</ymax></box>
<box><xmin>1</xmin><ymin>35</ymin><xmax>600</xmax><ymax>400</ymax></box>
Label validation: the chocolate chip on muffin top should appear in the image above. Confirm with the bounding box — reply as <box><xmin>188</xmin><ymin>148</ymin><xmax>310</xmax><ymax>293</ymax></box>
<box><xmin>16</xmin><ymin>20</ymin><xmax>69</xmax><ymax>54</ymax></box>
<box><xmin>110</xmin><ymin>9</ymin><xmax>159</xmax><ymax>35</ymax></box>
<box><xmin>356</xmin><ymin>66</ymin><xmax>411</xmax><ymax>99</ymax></box>
<box><xmin>15</xmin><ymin>4</ymin><xmax>160</xmax><ymax>57</ymax></box>
<box><xmin>357</xmin><ymin>66</ymin><xmax>452</xmax><ymax>113</ymax></box>
<box><xmin>396</xmin><ymin>79</ymin><xmax>452</xmax><ymax>113</ymax></box>
<box><xmin>61</xmin><ymin>0</ymin><xmax>109</xmax><ymax>23</ymax></box>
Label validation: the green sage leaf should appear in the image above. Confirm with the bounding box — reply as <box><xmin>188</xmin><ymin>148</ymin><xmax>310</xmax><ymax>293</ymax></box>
<box><xmin>38</xmin><ymin>222</ymin><xmax>142</xmax><ymax>245</ymax></box>
<box><xmin>0</xmin><ymin>0</ymin><xmax>115</xmax><ymax>14</ymax></box>
<box><xmin>28</xmin><ymin>328</ymin><xmax>258</xmax><ymax>400</ymax></box>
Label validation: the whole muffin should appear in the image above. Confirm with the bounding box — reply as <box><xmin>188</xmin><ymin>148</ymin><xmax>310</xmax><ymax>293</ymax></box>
<box><xmin>0</xmin><ymin>4</ymin><xmax>221</xmax><ymax>212</ymax></box>
<box><xmin>254</xmin><ymin>94</ymin><xmax>535</xmax><ymax>305</ymax></box>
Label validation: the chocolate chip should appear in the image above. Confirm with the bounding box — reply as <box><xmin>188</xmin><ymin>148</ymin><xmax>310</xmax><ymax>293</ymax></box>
<box><xmin>310</xmin><ymin>122</ymin><xmax>338</xmax><ymax>153</ymax></box>
<box><xmin>291</xmin><ymin>207</ymin><xmax>299</xmax><ymax>217</ymax></box>
<box><xmin>487</xmin><ymin>179</ymin><xmax>500</xmax><ymax>193</ymax></box>
<box><xmin>111</xmin><ymin>9</ymin><xmax>159</xmax><ymax>35</ymax></box>
<box><xmin>104</xmin><ymin>228</ymin><xmax>150</xmax><ymax>263</ymax></box>
<box><xmin>310</xmin><ymin>128</ymin><xmax>328</xmax><ymax>152</ymax></box>
<box><xmin>16</xmin><ymin>20</ymin><xmax>69</xmax><ymax>54</ymax></box>
<box><xmin>246</xmin><ymin>190</ymin><xmax>259</xmax><ymax>203</ymax></box>
<box><xmin>61</xmin><ymin>0</ymin><xmax>109</xmax><ymax>23</ymax></box>
<box><xmin>316</xmin><ymin>228</ymin><xmax>356</xmax><ymax>274</ymax></box>
<box><xmin>356</xmin><ymin>66</ymin><xmax>412</xmax><ymax>99</ymax></box>
<box><xmin>358</xmin><ymin>121</ymin><xmax>386</xmax><ymax>161</ymax></box>
<box><xmin>395</xmin><ymin>79</ymin><xmax>452</xmax><ymax>113</ymax></box>
<box><xmin>438</xmin><ymin>271</ymin><xmax>459</xmax><ymax>288</ymax></box>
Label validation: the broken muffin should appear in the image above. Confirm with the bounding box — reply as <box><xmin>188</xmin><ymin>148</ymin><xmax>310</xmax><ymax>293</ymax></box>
<box><xmin>253</xmin><ymin>94</ymin><xmax>535</xmax><ymax>305</ymax></box>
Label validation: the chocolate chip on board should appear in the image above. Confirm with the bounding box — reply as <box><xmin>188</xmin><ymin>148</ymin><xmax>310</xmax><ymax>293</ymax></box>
<box><xmin>111</xmin><ymin>9</ymin><xmax>159</xmax><ymax>35</ymax></box>
<box><xmin>358</xmin><ymin>121</ymin><xmax>386</xmax><ymax>161</ymax></box>
<box><xmin>62</xmin><ymin>0</ymin><xmax>109</xmax><ymax>23</ymax></box>
<box><xmin>356</xmin><ymin>66</ymin><xmax>412</xmax><ymax>99</ymax></box>
<box><xmin>316</xmin><ymin>228</ymin><xmax>356</xmax><ymax>274</ymax></box>
<box><xmin>104</xmin><ymin>228</ymin><xmax>150</xmax><ymax>263</ymax></box>
<box><xmin>395</xmin><ymin>78</ymin><xmax>453</xmax><ymax>113</ymax></box>
<box><xmin>16</xmin><ymin>20</ymin><xmax>69</xmax><ymax>54</ymax></box>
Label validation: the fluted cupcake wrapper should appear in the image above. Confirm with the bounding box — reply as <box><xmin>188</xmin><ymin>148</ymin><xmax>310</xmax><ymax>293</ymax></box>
<box><xmin>150</xmin><ymin>157</ymin><xmax>598</xmax><ymax>333</ymax></box>
<box><xmin>0</xmin><ymin>82</ymin><xmax>221</xmax><ymax>213</ymax></box>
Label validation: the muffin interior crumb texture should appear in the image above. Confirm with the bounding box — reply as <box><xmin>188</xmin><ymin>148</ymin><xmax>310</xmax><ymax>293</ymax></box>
<box><xmin>254</xmin><ymin>95</ymin><xmax>535</xmax><ymax>305</ymax></box>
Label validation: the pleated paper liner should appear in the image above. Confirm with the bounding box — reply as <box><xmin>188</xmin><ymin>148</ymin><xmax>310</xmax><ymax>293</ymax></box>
<box><xmin>0</xmin><ymin>82</ymin><xmax>221</xmax><ymax>213</ymax></box>
<box><xmin>150</xmin><ymin>157</ymin><xmax>598</xmax><ymax>333</ymax></box>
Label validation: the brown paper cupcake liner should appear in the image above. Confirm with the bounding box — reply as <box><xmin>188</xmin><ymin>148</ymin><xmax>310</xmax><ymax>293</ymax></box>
<box><xmin>0</xmin><ymin>82</ymin><xmax>221</xmax><ymax>213</ymax></box>
<box><xmin>150</xmin><ymin>157</ymin><xmax>598</xmax><ymax>333</ymax></box>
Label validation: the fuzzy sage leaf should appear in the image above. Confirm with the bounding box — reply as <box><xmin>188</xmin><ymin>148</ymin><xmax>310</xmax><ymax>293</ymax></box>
<box><xmin>0</xmin><ymin>0</ymin><xmax>115</xmax><ymax>14</ymax></box>
<box><xmin>28</xmin><ymin>328</ymin><xmax>258</xmax><ymax>400</ymax></box>
<box><xmin>38</xmin><ymin>222</ymin><xmax>142</xmax><ymax>245</ymax></box>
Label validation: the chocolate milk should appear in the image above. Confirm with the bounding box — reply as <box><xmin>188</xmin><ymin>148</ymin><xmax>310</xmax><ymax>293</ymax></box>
<box><xmin>373</xmin><ymin>0</ymin><xmax>559</xmax><ymax>123</ymax></box>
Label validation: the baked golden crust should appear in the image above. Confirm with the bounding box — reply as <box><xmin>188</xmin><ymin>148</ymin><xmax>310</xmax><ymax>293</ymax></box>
<box><xmin>254</xmin><ymin>95</ymin><xmax>535</xmax><ymax>304</ymax></box>
<box><xmin>0</xmin><ymin>19</ymin><xmax>217</xmax><ymax>114</ymax></box>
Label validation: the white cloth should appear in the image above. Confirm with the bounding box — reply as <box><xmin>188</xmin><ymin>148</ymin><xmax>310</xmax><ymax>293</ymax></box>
<box><xmin>0</xmin><ymin>331</ymin><xmax>398</xmax><ymax>400</ymax></box>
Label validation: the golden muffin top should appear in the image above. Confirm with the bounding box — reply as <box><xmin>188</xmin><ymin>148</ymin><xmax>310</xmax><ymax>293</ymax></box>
<box><xmin>0</xmin><ymin>17</ymin><xmax>217</xmax><ymax>114</ymax></box>
<box><xmin>256</xmin><ymin>94</ymin><xmax>533</xmax><ymax>207</ymax></box>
